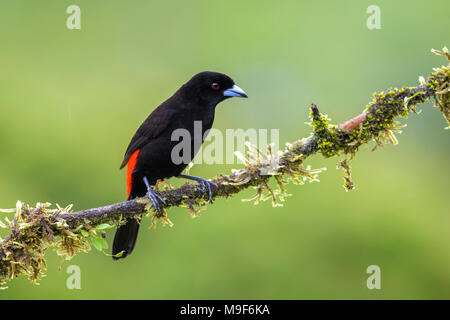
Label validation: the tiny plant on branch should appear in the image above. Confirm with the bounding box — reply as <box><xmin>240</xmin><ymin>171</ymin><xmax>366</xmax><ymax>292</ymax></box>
<box><xmin>0</xmin><ymin>48</ymin><xmax>448</xmax><ymax>289</ymax></box>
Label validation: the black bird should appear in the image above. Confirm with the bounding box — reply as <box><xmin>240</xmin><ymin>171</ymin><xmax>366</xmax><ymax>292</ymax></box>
<box><xmin>113</xmin><ymin>71</ymin><xmax>248</xmax><ymax>260</ymax></box>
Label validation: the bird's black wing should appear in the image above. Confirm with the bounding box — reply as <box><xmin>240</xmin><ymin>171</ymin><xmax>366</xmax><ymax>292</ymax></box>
<box><xmin>119</xmin><ymin>100</ymin><xmax>178</xmax><ymax>169</ymax></box>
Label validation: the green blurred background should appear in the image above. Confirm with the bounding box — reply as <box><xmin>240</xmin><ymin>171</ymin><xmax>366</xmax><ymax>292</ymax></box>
<box><xmin>0</xmin><ymin>0</ymin><xmax>449</xmax><ymax>299</ymax></box>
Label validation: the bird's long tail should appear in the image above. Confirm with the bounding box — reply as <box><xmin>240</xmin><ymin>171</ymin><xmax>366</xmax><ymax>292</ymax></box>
<box><xmin>112</xmin><ymin>217</ymin><xmax>140</xmax><ymax>260</ymax></box>
<box><xmin>113</xmin><ymin>149</ymin><xmax>142</xmax><ymax>260</ymax></box>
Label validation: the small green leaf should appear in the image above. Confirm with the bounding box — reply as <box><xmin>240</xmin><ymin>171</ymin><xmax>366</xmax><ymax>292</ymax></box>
<box><xmin>112</xmin><ymin>251</ymin><xmax>124</xmax><ymax>258</ymax></box>
<box><xmin>80</xmin><ymin>229</ymin><xmax>89</xmax><ymax>237</ymax></box>
<box><xmin>96</xmin><ymin>223</ymin><xmax>114</xmax><ymax>231</ymax></box>
<box><xmin>404</xmin><ymin>91</ymin><xmax>424</xmax><ymax>110</ymax></box>
<box><xmin>91</xmin><ymin>236</ymin><xmax>108</xmax><ymax>251</ymax></box>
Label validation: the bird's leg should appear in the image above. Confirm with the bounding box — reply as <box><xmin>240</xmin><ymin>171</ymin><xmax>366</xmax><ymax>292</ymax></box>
<box><xmin>178</xmin><ymin>174</ymin><xmax>218</xmax><ymax>203</ymax></box>
<box><xmin>143</xmin><ymin>176</ymin><xmax>166</xmax><ymax>215</ymax></box>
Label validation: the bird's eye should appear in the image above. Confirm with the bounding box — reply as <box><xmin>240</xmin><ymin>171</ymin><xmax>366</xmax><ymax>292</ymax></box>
<box><xmin>211</xmin><ymin>83</ymin><xmax>220</xmax><ymax>90</ymax></box>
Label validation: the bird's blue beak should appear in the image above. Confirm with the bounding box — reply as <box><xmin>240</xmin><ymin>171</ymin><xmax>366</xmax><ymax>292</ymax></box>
<box><xmin>223</xmin><ymin>84</ymin><xmax>248</xmax><ymax>98</ymax></box>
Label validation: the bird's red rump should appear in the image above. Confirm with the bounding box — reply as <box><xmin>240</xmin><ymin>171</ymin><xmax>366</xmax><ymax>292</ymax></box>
<box><xmin>126</xmin><ymin>149</ymin><xmax>140</xmax><ymax>197</ymax></box>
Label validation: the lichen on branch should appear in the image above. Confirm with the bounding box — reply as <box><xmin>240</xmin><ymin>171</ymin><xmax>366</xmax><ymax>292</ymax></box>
<box><xmin>0</xmin><ymin>47</ymin><xmax>448</xmax><ymax>289</ymax></box>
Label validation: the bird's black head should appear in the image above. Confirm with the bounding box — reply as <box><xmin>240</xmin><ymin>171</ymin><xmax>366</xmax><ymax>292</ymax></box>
<box><xmin>178</xmin><ymin>71</ymin><xmax>248</xmax><ymax>106</ymax></box>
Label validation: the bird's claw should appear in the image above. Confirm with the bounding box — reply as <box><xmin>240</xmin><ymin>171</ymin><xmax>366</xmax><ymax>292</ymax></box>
<box><xmin>197</xmin><ymin>179</ymin><xmax>218</xmax><ymax>203</ymax></box>
<box><xmin>146</xmin><ymin>188</ymin><xmax>166</xmax><ymax>216</ymax></box>
<box><xmin>178</xmin><ymin>174</ymin><xmax>218</xmax><ymax>203</ymax></box>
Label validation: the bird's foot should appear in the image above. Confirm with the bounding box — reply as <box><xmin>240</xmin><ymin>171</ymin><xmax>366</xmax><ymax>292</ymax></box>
<box><xmin>146</xmin><ymin>188</ymin><xmax>166</xmax><ymax>216</ymax></box>
<box><xmin>143</xmin><ymin>176</ymin><xmax>166</xmax><ymax>216</ymax></box>
<box><xmin>179</xmin><ymin>174</ymin><xmax>218</xmax><ymax>203</ymax></box>
<box><xmin>197</xmin><ymin>179</ymin><xmax>218</xmax><ymax>203</ymax></box>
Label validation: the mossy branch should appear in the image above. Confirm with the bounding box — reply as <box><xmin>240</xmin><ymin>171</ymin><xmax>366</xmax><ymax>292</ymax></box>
<box><xmin>0</xmin><ymin>48</ymin><xmax>449</xmax><ymax>289</ymax></box>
